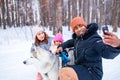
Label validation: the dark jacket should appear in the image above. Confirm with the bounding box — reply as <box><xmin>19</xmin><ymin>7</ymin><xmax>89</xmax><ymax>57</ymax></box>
<box><xmin>60</xmin><ymin>23</ymin><xmax>120</xmax><ymax>80</ymax></box>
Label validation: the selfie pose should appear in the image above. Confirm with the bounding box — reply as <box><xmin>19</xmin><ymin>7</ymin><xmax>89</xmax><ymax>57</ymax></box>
<box><xmin>56</xmin><ymin>16</ymin><xmax>120</xmax><ymax>80</ymax></box>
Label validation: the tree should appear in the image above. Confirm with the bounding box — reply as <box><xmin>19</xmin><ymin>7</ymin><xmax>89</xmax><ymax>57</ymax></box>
<box><xmin>1</xmin><ymin>0</ymin><xmax>6</xmax><ymax>29</ymax></box>
<box><xmin>55</xmin><ymin>0</ymin><xmax>62</xmax><ymax>34</ymax></box>
<box><xmin>72</xmin><ymin>0</ymin><xmax>77</xmax><ymax>18</ymax></box>
<box><xmin>67</xmin><ymin>0</ymin><xmax>72</xmax><ymax>31</ymax></box>
<box><xmin>49</xmin><ymin>0</ymin><xmax>56</xmax><ymax>32</ymax></box>
<box><xmin>39</xmin><ymin>0</ymin><xmax>49</xmax><ymax>27</ymax></box>
<box><xmin>6</xmin><ymin>0</ymin><xmax>12</xmax><ymax>27</ymax></box>
<box><xmin>99</xmin><ymin>0</ymin><xmax>105</xmax><ymax>28</ymax></box>
<box><xmin>111</xmin><ymin>0</ymin><xmax>119</xmax><ymax>32</ymax></box>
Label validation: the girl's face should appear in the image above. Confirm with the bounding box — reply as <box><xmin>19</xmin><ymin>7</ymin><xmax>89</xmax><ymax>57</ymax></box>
<box><xmin>74</xmin><ymin>25</ymin><xmax>87</xmax><ymax>36</ymax></box>
<box><xmin>36</xmin><ymin>32</ymin><xmax>45</xmax><ymax>41</ymax></box>
<box><xmin>54</xmin><ymin>41</ymin><xmax>62</xmax><ymax>46</ymax></box>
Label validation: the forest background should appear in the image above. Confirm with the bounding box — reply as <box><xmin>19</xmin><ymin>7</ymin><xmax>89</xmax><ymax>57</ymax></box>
<box><xmin>0</xmin><ymin>0</ymin><xmax>120</xmax><ymax>35</ymax></box>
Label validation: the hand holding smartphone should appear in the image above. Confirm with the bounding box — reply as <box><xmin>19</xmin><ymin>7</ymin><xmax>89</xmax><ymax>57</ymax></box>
<box><xmin>102</xmin><ymin>25</ymin><xmax>109</xmax><ymax>35</ymax></box>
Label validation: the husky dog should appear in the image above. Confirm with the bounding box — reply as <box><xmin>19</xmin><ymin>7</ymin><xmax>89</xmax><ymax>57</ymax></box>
<box><xmin>23</xmin><ymin>47</ymin><xmax>59</xmax><ymax>80</ymax></box>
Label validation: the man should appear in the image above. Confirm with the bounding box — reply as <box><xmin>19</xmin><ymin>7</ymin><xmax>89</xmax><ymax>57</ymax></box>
<box><xmin>56</xmin><ymin>16</ymin><xmax>120</xmax><ymax>80</ymax></box>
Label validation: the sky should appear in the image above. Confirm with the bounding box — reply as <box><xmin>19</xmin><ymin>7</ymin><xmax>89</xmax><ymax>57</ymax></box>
<box><xmin>0</xmin><ymin>25</ymin><xmax>120</xmax><ymax>80</ymax></box>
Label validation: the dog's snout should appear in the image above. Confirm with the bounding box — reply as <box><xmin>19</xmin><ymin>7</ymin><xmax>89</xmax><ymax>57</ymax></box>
<box><xmin>23</xmin><ymin>61</ymin><xmax>26</xmax><ymax>64</ymax></box>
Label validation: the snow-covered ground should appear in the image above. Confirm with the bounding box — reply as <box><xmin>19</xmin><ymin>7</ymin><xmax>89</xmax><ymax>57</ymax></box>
<box><xmin>0</xmin><ymin>26</ymin><xmax>120</xmax><ymax>80</ymax></box>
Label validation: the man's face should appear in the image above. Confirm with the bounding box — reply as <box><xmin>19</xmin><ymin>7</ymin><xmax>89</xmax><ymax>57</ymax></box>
<box><xmin>74</xmin><ymin>25</ymin><xmax>87</xmax><ymax>36</ymax></box>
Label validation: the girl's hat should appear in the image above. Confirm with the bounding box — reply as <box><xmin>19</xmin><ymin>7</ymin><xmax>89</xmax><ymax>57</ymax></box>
<box><xmin>70</xmin><ymin>16</ymin><xmax>87</xmax><ymax>31</ymax></box>
<box><xmin>53</xmin><ymin>33</ymin><xmax>64</xmax><ymax>42</ymax></box>
<box><xmin>32</xmin><ymin>26</ymin><xmax>45</xmax><ymax>38</ymax></box>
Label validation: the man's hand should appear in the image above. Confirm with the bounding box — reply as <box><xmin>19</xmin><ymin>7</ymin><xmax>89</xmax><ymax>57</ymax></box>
<box><xmin>103</xmin><ymin>31</ymin><xmax>120</xmax><ymax>47</ymax></box>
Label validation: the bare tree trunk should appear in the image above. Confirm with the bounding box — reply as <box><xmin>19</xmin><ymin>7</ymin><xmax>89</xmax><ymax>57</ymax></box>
<box><xmin>72</xmin><ymin>0</ymin><xmax>77</xmax><ymax>18</ymax></box>
<box><xmin>1</xmin><ymin>0</ymin><xmax>6</xmax><ymax>29</ymax></box>
<box><xmin>99</xmin><ymin>0</ymin><xmax>105</xmax><ymax>27</ymax></box>
<box><xmin>52</xmin><ymin>0</ymin><xmax>61</xmax><ymax>35</ymax></box>
<box><xmin>61</xmin><ymin>0</ymin><xmax>66</xmax><ymax>26</ymax></box>
<box><xmin>96</xmin><ymin>0</ymin><xmax>99</xmax><ymax>25</ymax></box>
<box><xmin>68</xmin><ymin>0</ymin><xmax>71</xmax><ymax>31</ymax></box>
<box><xmin>6</xmin><ymin>0</ymin><xmax>12</xmax><ymax>27</ymax></box>
<box><xmin>116</xmin><ymin>0</ymin><xmax>120</xmax><ymax>28</ymax></box>
<box><xmin>14</xmin><ymin>1</ymin><xmax>17</xmax><ymax>27</ymax></box>
<box><xmin>28</xmin><ymin>3</ymin><xmax>34</xmax><ymax>25</ymax></box>
<box><xmin>62</xmin><ymin>5</ymin><xmax>67</xmax><ymax>26</ymax></box>
<box><xmin>105</xmin><ymin>0</ymin><xmax>112</xmax><ymax>25</ymax></box>
<box><xmin>11</xmin><ymin>0</ymin><xmax>15</xmax><ymax>27</ymax></box>
<box><xmin>16</xmin><ymin>0</ymin><xmax>20</xmax><ymax>27</ymax></box>
<box><xmin>56</xmin><ymin>0</ymin><xmax>62</xmax><ymax>33</ymax></box>
<box><xmin>79</xmin><ymin>0</ymin><xmax>82</xmax><ymax>16</ymax></box>
<box><xmin>49</xmin><ymin>0</ymin><xmax>56</xmax><ymax>32</ymax></box>
<box><xmin>83</xmin><ymin>0</ymin><xmax>87</xmax><ymax>20</ymax></box>
<box><xmin>0</xmin><ymin>14</ymin><xmax>1</xmax><ymax>27</ymax></box>
<box><xmin>86</xmin><ymin>0</ymin><xmax>90</xmax><ymax>23</ymax></box>
<box><xmin>39</xmin><ymin>0</ymin><xmax>49</xmax><ymax>27</ymax></box>
<box><xmin>0</xmin><ymin>0</ymin><xmax>1</xmax><ymax>27</ymax></box>
<box><xmin>112</xmin><ymin>0</ymin><xmax>119</xmax><ymax>32</ymax></box>
<box><xmin>91</xmin><ymin>0</ymin><xmax>96</xmax><ymax>23</ymax></box>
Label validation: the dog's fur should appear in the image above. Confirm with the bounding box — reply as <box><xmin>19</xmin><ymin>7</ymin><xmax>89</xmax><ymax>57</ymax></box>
<box><xmin>23</xmin><ymin>47</ymin><xmax>59</xmax><ymax>80</ymax></box>
<box><xmin>66</xmin><ymin>48</ymin><xmax>74</xmax><ymax>65</ymax></box>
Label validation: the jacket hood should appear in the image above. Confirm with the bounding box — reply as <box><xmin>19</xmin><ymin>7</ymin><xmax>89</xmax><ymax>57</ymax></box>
<box><xmin>72</xmin><ymin>23</ymin><xmax>98</xmax><ymax>39</ymax></box>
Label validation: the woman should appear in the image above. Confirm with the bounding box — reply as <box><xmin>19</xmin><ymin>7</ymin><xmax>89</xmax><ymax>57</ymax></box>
<box><xmin>32</xmin><ymin>26</ymin><xmax>53</xmax><ymax>51</ymax></box>
<box><xmin>56</xmin><ymin>16</ymin><xmax>120</xmax><ymax>80</ymax></box>
<box><xmin>31</xmin><ymin>26</ymin><xmax>53</xmax><ymax>80</ymax></box>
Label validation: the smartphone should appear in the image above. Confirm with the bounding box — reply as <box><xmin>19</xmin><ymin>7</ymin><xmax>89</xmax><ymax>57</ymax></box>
<box><xmin>102</xmin><ymin>25</ymin><xmax>109</xmax><ymax>35</ymax></box>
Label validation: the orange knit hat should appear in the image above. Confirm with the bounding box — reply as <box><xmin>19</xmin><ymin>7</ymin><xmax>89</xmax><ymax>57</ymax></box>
<box><xmin>70</xmin><ymin>16</ymin><xmax>87</xmax><ymax>31</ymax></box>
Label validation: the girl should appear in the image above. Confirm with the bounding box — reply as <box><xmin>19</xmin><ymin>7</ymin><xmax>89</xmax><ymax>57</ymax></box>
<box><xmin>50</xmin><ymin>33</ymin><xmax>64</xmax><ymax>54</ymax></box>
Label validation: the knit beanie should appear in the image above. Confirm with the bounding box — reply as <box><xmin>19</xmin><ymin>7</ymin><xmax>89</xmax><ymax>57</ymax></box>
<box><xmin>53</xmin><ymin>33</ymin><xmax>64</xmax><ymax>42</ymax></box>
<box><xmin>70</xmin><ymin>16</ymin><xmax>87</xmax><ymax>31</ymax></box>
<box><xmin>32</xmin><ymin>26</ymin><xmax>45</xmax><ymax>38</ymax></box>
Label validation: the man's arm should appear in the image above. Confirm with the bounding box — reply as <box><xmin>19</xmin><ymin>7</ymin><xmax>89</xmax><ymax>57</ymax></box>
<box><xmin>56</xmin><ymin>39</ymin><xmax>74</xmax><ymax>53</ymax></box>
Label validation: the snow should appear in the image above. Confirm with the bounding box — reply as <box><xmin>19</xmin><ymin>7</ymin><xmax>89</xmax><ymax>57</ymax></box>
<box><xmin>0</xmin><ymin>26</ymin><xmax>120</xmax><ymax>80</ymax></box>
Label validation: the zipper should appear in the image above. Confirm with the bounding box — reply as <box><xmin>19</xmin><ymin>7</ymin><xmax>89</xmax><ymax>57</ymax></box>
<box><xmin>75</xmin><ymin>39</ymin><xmax>79</xmax><ymax>59</ymax></box>
<box><xmin>75</xmin><ymin>36</ymin><xmax>83</xmax><ymax>61</ymax></box>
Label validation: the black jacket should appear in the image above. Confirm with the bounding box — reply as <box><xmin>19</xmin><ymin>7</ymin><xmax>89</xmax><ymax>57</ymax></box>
<box><xmin>60</xmin><ymin>23</ymin><xmax>120</xmax><ymax>80</ymax></box>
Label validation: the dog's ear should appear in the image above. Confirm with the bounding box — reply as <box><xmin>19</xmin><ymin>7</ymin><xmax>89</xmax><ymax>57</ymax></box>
<box><xmin>31</xmin><ymin>47</ymin><xmax>35</xmax><ymax>52</ymax></box>
<box><xmin>31</xmin><ymin>44</ymin><xmax>37</xmax><ymax>52</ymax></box>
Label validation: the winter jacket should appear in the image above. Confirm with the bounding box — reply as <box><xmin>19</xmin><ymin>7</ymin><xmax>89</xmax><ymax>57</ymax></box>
<box><xmin>60</xmin><ymin>23</ymin><xmax>120</xmax><ymax>80</ymax></box>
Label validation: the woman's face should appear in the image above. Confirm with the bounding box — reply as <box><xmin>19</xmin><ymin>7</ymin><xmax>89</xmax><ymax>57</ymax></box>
<box><xmin>36</xmin><ymin>32</ymin><xmax>45</xmax><ymax>41</ymax></box>
<box><xmin>74</xmin><ymin>25</ymin><xmax>87</xmax><ymax>36</ymax></box>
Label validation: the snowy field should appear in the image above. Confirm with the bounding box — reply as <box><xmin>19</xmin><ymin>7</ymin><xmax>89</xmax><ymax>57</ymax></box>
<box><xmin>0</xmin><ymin>26</ymin><xmax>120</xmax><ymax>80</ymax></box>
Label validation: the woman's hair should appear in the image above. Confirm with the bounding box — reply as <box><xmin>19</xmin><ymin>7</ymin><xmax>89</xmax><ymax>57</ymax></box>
<box><xmin>34</xmin><ymin>32</ymin><xmax>49</xmax><ymax>46</ymax></box>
